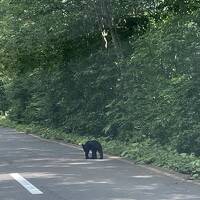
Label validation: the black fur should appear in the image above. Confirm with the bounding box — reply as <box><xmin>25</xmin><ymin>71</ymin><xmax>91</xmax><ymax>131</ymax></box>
<box><xmin>82</xmin><ymin>140</ymin><xmax>103</xmax><ymax>159</ymax></box>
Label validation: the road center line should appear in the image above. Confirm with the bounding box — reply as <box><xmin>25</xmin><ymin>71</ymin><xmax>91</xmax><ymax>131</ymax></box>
<box><xmin>10</xmin><ymin>173</ymin><xmax>43</xmax><ymax>194</ymax></box>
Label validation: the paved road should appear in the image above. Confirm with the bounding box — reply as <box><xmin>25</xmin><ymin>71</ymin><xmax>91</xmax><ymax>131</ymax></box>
<box><xmin>1</xmin><ymin>127</ymin><xmax>200</xmax><ymax>200</ymax></box>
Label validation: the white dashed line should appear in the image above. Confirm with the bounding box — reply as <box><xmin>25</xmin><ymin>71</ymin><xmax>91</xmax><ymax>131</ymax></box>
<box><xmin>10</xmin><ymin>173</ymin><xmax>43</xmax><ymax>194</ymax></box>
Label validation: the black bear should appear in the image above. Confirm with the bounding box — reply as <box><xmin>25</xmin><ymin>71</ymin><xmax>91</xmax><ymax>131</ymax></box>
<box><xmin>82</xmin><ymin>140</ymin><xmax>103</xmax><ymax>159</ymax></box>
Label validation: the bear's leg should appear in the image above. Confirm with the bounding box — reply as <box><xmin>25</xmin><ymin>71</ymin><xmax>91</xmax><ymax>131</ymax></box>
<box><xmin>85</xmin><ymin>151</ymin><xmax>89</xmax><ymax>159</ymax></box>
<box><xmin>92</xmin><ymin>150</ymin><xmax>97</xmax><ymax>159</ymax></box>
<box><xmin>99</xmin><ymin>150</ymin><xmax>103</xmax><ymax>159</ymax></box>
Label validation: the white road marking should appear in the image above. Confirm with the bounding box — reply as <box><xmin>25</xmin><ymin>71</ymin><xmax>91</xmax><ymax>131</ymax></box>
<box><xmin>10</xmin><ymin>173</ymin><xmax>43</xmax><ymax>194</ymax></box>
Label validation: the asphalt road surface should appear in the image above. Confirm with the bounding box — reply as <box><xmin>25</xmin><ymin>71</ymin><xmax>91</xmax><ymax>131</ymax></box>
<box><xmin>1</xmin><ymin>127</ymin><xmax>200</xmax><ymax>200</ymax></box>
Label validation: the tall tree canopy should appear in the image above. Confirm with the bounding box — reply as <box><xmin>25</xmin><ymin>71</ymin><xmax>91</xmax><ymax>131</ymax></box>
<box><xmin>1</xmin><ymin>0</ymin><xmax>200</xmax><ymax>155</ymax></box>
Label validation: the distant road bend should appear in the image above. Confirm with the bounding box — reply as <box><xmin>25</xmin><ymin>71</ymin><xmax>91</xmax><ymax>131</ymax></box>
<box><xmin>1</xmin><ymin>127</ymin><xmax>200</xmax><ymax>200</ymax></box>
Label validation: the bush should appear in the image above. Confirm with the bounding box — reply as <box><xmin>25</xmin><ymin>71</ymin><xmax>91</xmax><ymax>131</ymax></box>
<box><xmin>176</xmin><ymin>124</ymin><xmax>200</xmax><ymax>156</ymax></box>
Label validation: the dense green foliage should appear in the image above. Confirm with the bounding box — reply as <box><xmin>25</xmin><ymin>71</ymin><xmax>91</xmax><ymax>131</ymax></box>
<box><xmin>0</xmin><ymin>81</ymin><xmax>9</xmax><ymax>114</ymax></box>
<box><xmin>1</xmin><ymin>0</ymin><xmax>200</xmax><ymax>171</ymax></box>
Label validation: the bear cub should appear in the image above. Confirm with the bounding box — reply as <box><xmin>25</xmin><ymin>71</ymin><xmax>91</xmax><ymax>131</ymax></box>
<box><xmin>82</xmin><ymin>140</ymin><xmax>103</xmax><ymax>159</ymax></box>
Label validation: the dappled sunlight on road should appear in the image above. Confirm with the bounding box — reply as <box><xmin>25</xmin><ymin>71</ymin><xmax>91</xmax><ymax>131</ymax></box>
<box><xmin>111</xmin><ymin>199</ymin><xmax>136</xmax><ymax>200</ymax></box>
<box><xmin>68</xmin><ymin>162</ymin><xmax>92</xmax><ymax>165</ymax></box>
<box><xmin>134</xmin><ymin>184</ymin><xmax>158</xmax><ymax>190</ymax></box>
<box><xmin>57</xmin><ymin>179</ymin><xmax>113</xmax><ymax>185</ymax></box>
<box><xmin>87</xmin><ymin>166</ymin><xmax>117</xmax><ymax>169</ymax></box>
<box><xmin>131</xmin><ymin>175</ymin><xmax>153</xmax><ymax>178</ymax></box>
<box><xmin>0</xmin><ymin>174</ymin><xmax>13</xmax><ymax>181</ymax></box>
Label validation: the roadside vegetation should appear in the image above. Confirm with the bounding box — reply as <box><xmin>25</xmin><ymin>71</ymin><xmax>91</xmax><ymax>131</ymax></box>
<box><xmin>1</xmin><ymin>116</ymin><xmax>200</xmax><ymax>179</ymax></box>
<box><xmin>1</xmin><ymin>0</ymin><xmax>200</xmax><ymax>178</ymax></box>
